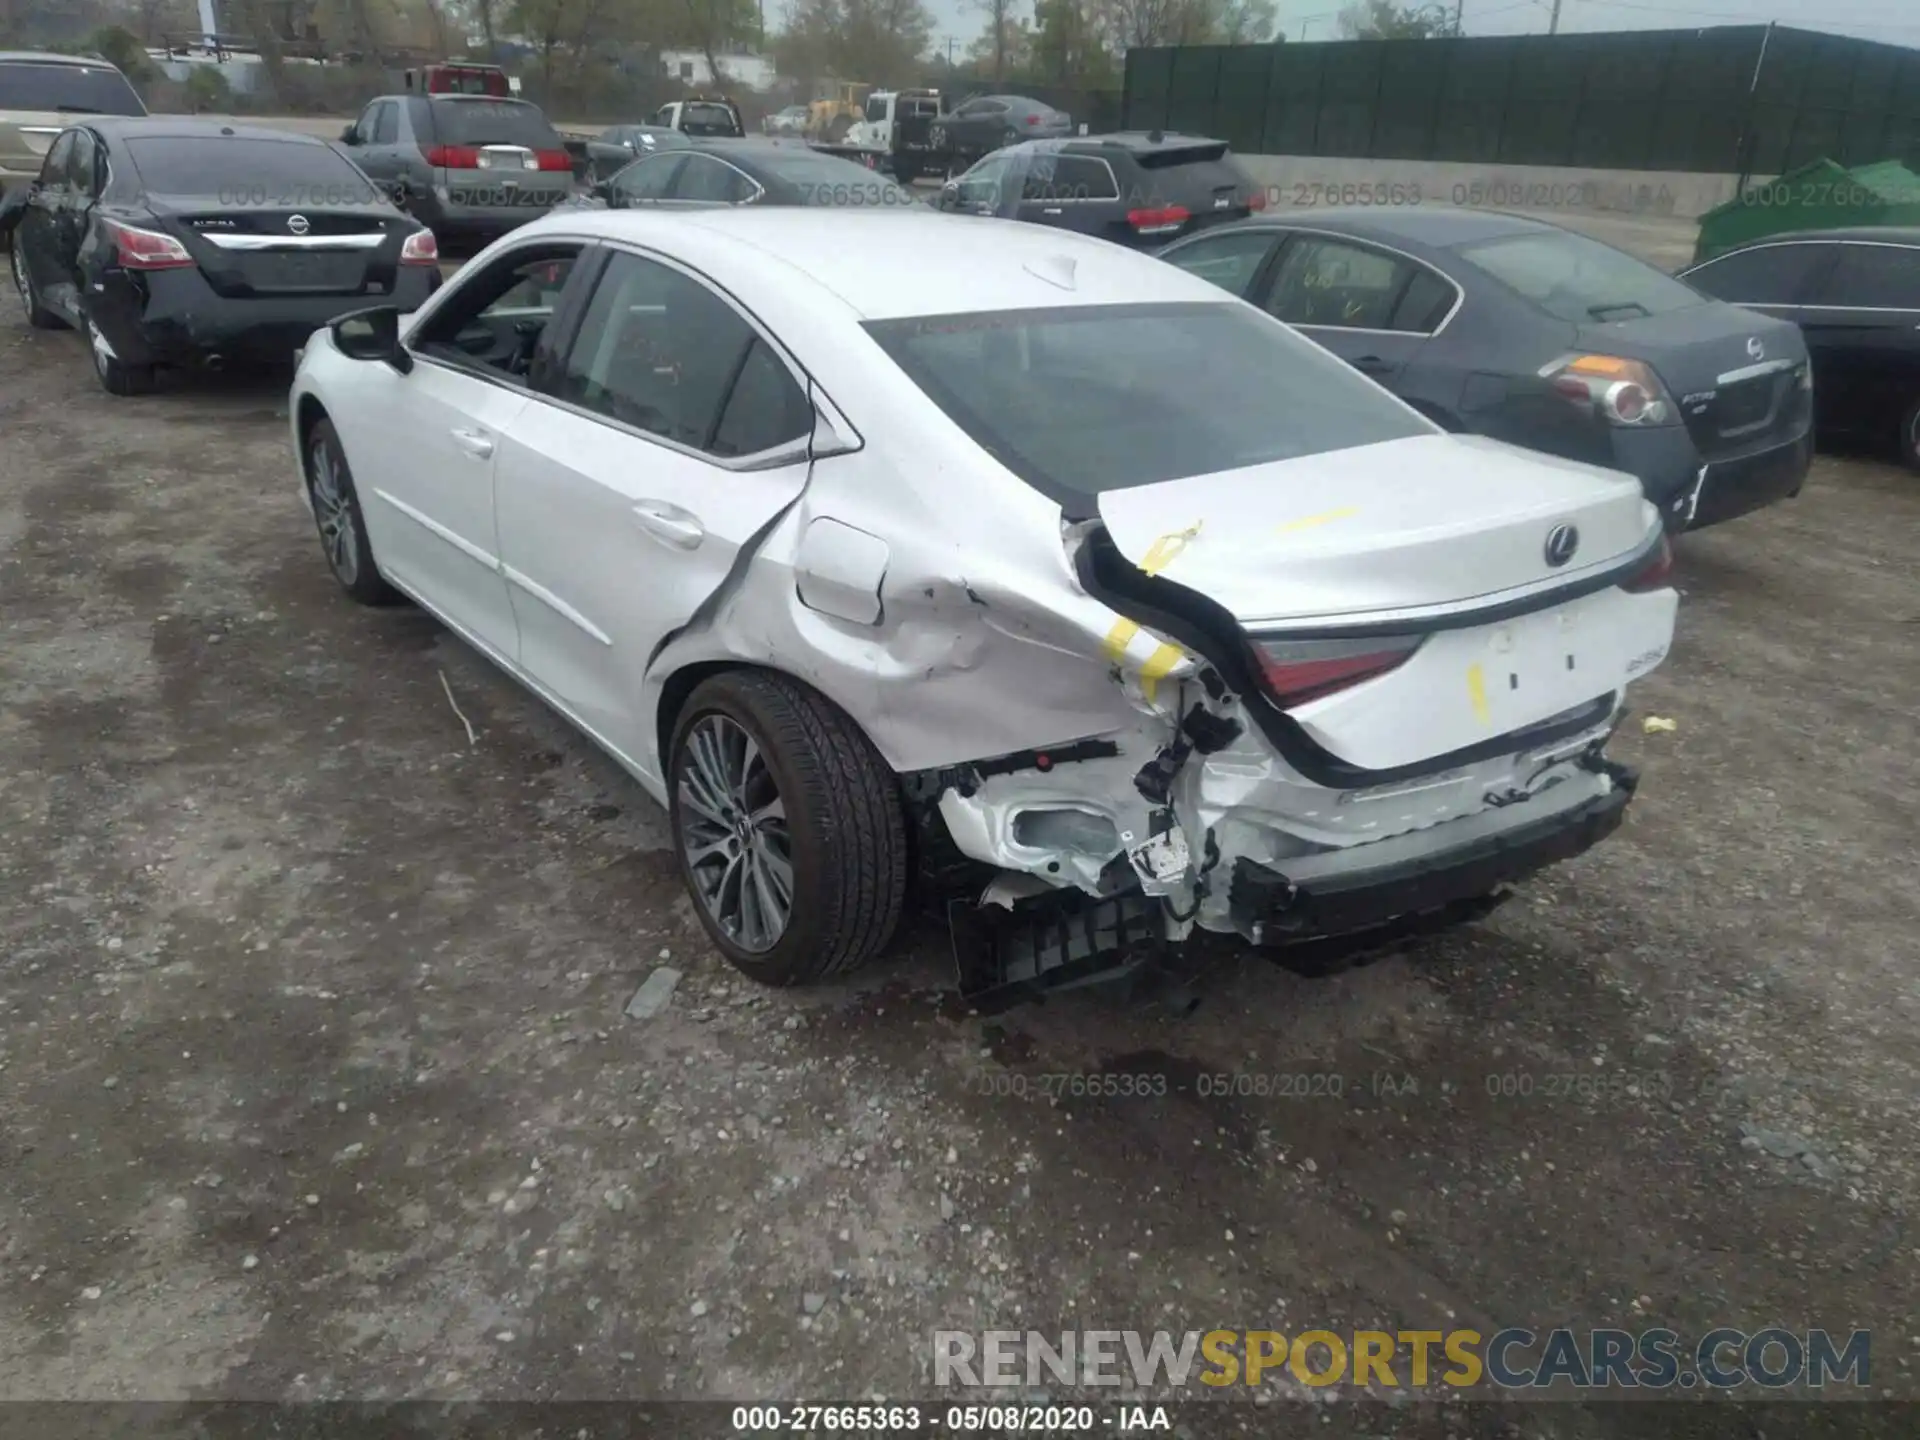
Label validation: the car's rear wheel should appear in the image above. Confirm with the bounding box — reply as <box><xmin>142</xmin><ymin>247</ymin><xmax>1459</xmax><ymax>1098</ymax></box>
<box><xmin>12</xmin><ymin>236</ymin><xmax>62</xmax><ymax>330</ymax></box>
<box><xmin>668</xmin><ymin>671</ymin><xmax>907</xmax><ymax>986</ymax></box>
<box><xmin>1901</xmin><ymin>396</ymin><xmax>1920</xmax><ymax>474</ymax></box>
<box><xmin>305</xmin><ymin>417</ymin><xmax>401</xmax><ymax>606</ymax></box>
<box><xmin>84</xmin><ymin>315</ymin><xmax>154</xmax><ymax>396</ymax></box>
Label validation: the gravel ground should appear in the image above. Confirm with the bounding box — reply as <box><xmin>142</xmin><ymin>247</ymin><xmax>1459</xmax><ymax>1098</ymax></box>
<box><xmin>0</xmin><ymin>288</ymin><xmax>1916</xmax><ymax>1439</ymax></box>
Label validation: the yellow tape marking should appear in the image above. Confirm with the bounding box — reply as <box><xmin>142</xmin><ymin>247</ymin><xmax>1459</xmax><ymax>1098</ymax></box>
<box><xmin>1138</xmin><ymin>642</ymin><xmax>1185</xmax><ymax>703</ymax></box>
<box><xmin>1276</xmin><ymin>506</ymin><xmax>1360</xmax><ymax>535</ymax></box>
<box><xmin>1139</xmin><ymin>521</ymin><xmax>1204</xmax><ymax>576</ymax></box>
<box><xmin>1102</xmin><ymin>618</ymin><xmax>1141</xmax><ymax>663</ymax></box>
<box><xmin>1466</xmin><ymin>663</ymin><xmax>1491</xmax><ymax>726</ymax></box>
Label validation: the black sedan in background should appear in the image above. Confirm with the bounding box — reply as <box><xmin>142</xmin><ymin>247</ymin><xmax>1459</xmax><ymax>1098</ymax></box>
<box><xmin>1680</xmin><ymin>227</ymin><xmax>1920</xmax><ymax>472</ymax></box>
<box><xmin>1161</xmin><ymin>209</ymin><xmax>1813</xmax><ymax>530</ymax></box>
<box><xmin>582</xmin><ymin>123</ymin><xmax>691</xmax><ymax>183</ymax></box>
<box><xmin>1</xmin><ymin>118</ymin><xmax>439</xmax><ymax>396</ymax></box>
<box><xmin>588</xmin><ymin>137</ymin><xmax>922</xmax><ymax>209</ymax></box>
<box><xmin>936</xmin><ymin>133</ymin><xmax>1266</xmax><ymax>251</ymax></box>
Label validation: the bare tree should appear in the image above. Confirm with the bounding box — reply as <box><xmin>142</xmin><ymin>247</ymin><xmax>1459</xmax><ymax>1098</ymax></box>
<box><xmin>974</xmin><ymin>0</ymin><xmax>1011</xmax><ymax>84</ymax></box>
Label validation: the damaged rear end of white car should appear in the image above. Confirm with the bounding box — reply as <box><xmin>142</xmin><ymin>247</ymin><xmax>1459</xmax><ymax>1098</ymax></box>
<box><xmin>851</xmin><ymin>297</ymin><xmax>1678</xmax><ymax>1004</ymax></box>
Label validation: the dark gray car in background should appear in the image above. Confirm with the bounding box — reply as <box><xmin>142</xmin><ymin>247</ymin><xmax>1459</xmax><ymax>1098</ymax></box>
<box><xmin>337</xmin><ymin>93</ymin><xmax>574</xmax><ymax>245</ymax></box>
<box><xmin>937</xmin><ymin>132</ymin><xmax>1265</xmax><ymax>250</ymax></box>
<box><xmin>930</xmin><ymin>94</ymin><xmax>1073</xmax><ymax>167</ymax></box>
<box><xmin>582</xmin><ymin>124</ymin><xmax>691</xmax><ymax>183</ymax></box>
<box><xmin>1160</xmin><ymin>208</ymin><xmax>1813</xmax><ymax>531</ymax></box>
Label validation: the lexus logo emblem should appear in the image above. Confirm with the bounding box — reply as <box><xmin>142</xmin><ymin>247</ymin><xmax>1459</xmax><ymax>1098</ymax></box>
<box><xmin>287</xmin><ymin>214</ymin><xmax>310</xmax><ymax>236</ymax></box>
<box><xmin>1746</xmin><ymin>335</ymin><xmax>1764</xmax><ymax>359</ymax></box>
<box><xmin>1544</xmin><ymin>524</ymin><xmax>1580</xmax><ymax>568</ymax></box>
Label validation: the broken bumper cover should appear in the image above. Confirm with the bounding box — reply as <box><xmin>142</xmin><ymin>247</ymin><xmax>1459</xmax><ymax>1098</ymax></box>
<box><xmin>1228</xmin><ymin>764</ymin><xmax>1637</xmax><ymax>946</ymax></box>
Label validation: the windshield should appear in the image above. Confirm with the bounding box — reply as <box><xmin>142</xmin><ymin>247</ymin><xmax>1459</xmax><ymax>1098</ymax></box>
<box><xmin>1458</xmin><ymin>229</ymin><xmax>1705</xmax><ymax>323</ymax></box>
<box><xmin>127</xmin><ymin>136</ymin><xmax>379</xmax><ymax>200</ymax></box>
<box><xmin>682</xmin><ymin>103</ymin><xmax>740</xmax><ymax>135</ymax></box>
<box><xmin>430</xmin><ymin>99</ymin><xmax>561</xmax><ymax>148</ymax></box>
<box><xmin>863</xmin><ymin>301</ymin><xmax>1431</xmax><ymax>503</ymax></box>
<box><xmin>0</xmin><ymin>60</ymin><xmax>146</xmax><ymax>115</ymax></box>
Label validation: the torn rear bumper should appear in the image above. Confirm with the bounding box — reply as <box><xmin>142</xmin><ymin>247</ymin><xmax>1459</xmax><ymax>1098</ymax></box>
<box><xmin>1228</xmin><ymin>763</ymin><xmax>1636</xmax><ymax>945</ymax></box>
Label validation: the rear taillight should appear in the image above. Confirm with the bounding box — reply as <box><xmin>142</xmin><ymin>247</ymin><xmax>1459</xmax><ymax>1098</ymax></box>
<box><xmin>1542</xmin><ymin>353</ymin><xmax>1676</xmax><ymax>427</ymax></box>
<box><xmin>1620</xmin><ymin>534</ymin><xmax>1675</xmax><ymax>593</ymax></box>
<box><xmin>534</xmin><ymin>149</ymin><xmax>572</xmax><ymax>171</ymax></box>
<box><xmin>1025</xmin><ymin>114</ymin><xmax>1040</xmax><ymax>125</ymax></box>
<box><xmin>399</xmin><ymin>229</ymin><xmax>439</xmax><ymax>265</ymax></box>
<box><xmin>1247</xmin><ymin>634</ymin><xmax>1423</xmax><ymax>709</ymax></box>
<box><xmin>1128</xmin><ymin>204</ymin><xmax>1190</xmax><ymax>236</ymax></box>
<box><xmin>423</xmin><ymin>144</ymin><xmax>482</xmax><ymax>169</ymax></box>
<box><xmin>102</xmin><ymin>219</ymin><xmax>194</xmax><ymax>271</ymax></box>
<box><xmin>1246</xmin><ymin>188</ymin><xmax>1267</xmax><ymax>211</ymax></box>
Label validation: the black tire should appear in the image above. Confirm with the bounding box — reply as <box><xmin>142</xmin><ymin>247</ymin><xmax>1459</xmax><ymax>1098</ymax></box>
<box><xmin>1901</xmin><ymin>395</ymin><xmax>1920</xmax><ymax>474</ymax></box>
<box><xmin>893</xmin><ymin>158</ymin><xmax>918</xmax><ymax>186</ymax></box>
<box><xmin>83</xmin><ymin>314</ymin><xmax>155</xmax><ymax>396</ymax></box>
<box><xmin>11</xmin><ymin>235</ymin><xmax>63</xmax><ymax>330</ymax></box>
<box><xmin>1001</xmin><ymin>126</ymin><xmax>1020</xmax><ymax>147</ymax></box>
<box><xmin>668</xmin><ymin>671</ymin><xmax>907</xmax><ymax>986</ymax></box>
<box><xmin>303</xmin><ymin>417</ymin><xmax>402</xmax><ymax>606</ymax></box>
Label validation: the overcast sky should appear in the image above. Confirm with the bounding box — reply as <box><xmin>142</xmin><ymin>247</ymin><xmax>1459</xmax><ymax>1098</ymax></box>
<box><xmin>923</xmin><ymin>0</ymin><xmax>1920</xmax><ymax>74</ymax></box>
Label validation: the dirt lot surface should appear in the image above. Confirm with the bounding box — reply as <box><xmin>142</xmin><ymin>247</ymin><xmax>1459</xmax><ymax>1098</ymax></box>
<box><xmin>2</xmin><ymin>289</ymin><xmax>1917</xmax><ymax>1438</ymax></box>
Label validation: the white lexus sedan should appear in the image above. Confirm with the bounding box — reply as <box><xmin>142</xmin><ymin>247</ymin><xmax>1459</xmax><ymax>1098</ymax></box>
<box><xmin>288</xmin><ymin>207</ymin><xmax>1678</xmax><ymax>996</ymax></box>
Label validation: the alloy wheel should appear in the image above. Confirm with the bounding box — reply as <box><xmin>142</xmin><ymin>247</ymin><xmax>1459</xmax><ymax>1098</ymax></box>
<box><xmin>677</xmin><ymin>715</ymin><xmax>793</xmax><ymax>954</ymax></box>
<box><xmin>308</xmin><ymin>438</ymin><xmax>359</xmax><ymax>585</ymax></box>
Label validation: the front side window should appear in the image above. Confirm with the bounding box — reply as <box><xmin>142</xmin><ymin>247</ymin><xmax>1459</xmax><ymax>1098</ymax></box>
<box><xmin>1163</xmin><ymin>230</ymin><xmax>1278</xmax><ymax>297</ymax></box>
<box><xmin>553</xmin><ymin>251</ymin><xmax>807</xmax><ymax>456</ymax></box>
<box><xmin>414</xmin><ymin>246</ymin><xmax>582</xmax><ymax>381</ymax></box>
<box><xmin>864</xmin><ymin>301</ymin><xmax>1432</xmax><ymax>505</ymax></box>
<box><xmin>370</xmin><ymin>101</ymin><xmax>399</xmax><ymax>144</ymax></box>
<box><xmin>953</xmin><ymin>153</ymin><xmax>1011</xmax><ymax>209</ymax></box>
<box><xmin>37</xmin><ymin>131</ymin><xmax>75</xmax><ymax>190</ymax></box>
<box><xmin>1459</xmin><ymin>228</ymin><xmax>1704</xmax><ymax>323</ymax></box>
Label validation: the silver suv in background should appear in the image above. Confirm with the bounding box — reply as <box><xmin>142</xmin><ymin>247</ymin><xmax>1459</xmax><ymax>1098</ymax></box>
<box><xmin>1</xmin><ymin>51</ymin><xmax>146</xmax><ymax>195</ymax></box>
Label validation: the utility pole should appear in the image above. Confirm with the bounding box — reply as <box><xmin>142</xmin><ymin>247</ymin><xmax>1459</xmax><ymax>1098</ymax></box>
<box><xmin>1547</xmin><ymin>0</ymin><xmax>1563</xmax><ymax>33</ymax></box>
<box><xmin>1453</xmin><ymin>0</ymin><xmax>1465</xmax><ymax>33</ymax></box>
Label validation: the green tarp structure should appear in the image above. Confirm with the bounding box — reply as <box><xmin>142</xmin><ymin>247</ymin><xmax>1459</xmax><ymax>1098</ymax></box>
<box><xmin>1693</xmin><ymin>157</ymin><xmax>1920</xmax><ymax>261</ymax></box>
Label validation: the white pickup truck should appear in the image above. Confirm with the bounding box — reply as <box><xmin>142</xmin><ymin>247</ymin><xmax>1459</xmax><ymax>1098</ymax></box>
<box><xmin>811</xmin><ymin>88</ymin><xmax>944</xmax><ymax>184</ymax></box>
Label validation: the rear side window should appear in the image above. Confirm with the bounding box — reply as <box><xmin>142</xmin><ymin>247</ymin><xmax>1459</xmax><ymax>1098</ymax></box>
<box><xmin>430</xmin><ymin>99</ymin><xmax>562</xmax><ymax>149</ymax></box>
<box><xmin>1459</xmin><ymin>228</ymin><xmax>1703</xmax><ymax>322</ymax></box>
<box><xmin>125</xmin><ymin>137</ymin><xmax>380</xmax><ymax>202</ymax></box>
<box><xmin>1162</xmin><ymin>230</ymin><xmax>1277</xmax><ymax>297</ymax></box>
<box><xmin>864</xmin><ymin>301</ymin><xmax>1431</xmax><ymax>504</ymax></box>
<box><xmin>1023</xmin><ymin>153</ymin><xmax>1117</xmax><ymax>202</ymax></box>
<box><xmin>1263</xmin><ymin>237</ymin><xmax>1407</xmax><ymax>330</ymax></box>
<box><xmin>1684</xmin><ymin>243</ymin><xmax>1829</xmax><ymax>305</ymax></box>
<box><xmin>0</xmin><ymin>60</ymin><xmax>145</xmax><ymax>116</ymax></box>
<box><xmin>1811</xmin><ymin>243</ymin><xmax>1920</xmax><ymax>310</ymax></box>
<box><xmin>1390</xmin><ymin>267</ymin><xmax>1457</xmax><ymax>333</ymax></box>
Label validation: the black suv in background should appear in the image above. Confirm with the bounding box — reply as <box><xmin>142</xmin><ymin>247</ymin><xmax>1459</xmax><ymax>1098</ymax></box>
<box><xmin>935</xmin><ymin>131</ymin><xmax>1266</xmax><ymax>249</ymax></box>
<box><xmin>339</xmin><ymin>93</ymin><xmax>574</xmax><ymax>245</ymax></box>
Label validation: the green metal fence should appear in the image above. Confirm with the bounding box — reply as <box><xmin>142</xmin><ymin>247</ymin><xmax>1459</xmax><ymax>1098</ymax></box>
<box><xmin>1122</xmin><ymin>25</ymin><xmax>1920</xmax><ymax>176</ymax></box>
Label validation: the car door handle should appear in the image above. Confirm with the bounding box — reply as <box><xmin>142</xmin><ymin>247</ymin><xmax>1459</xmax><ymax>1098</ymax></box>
<box><xmin>1352</xmin><ymin>355</ymin><xmax>1393</xmax><ymax>373</ymax></box>
<box><xmin>1042</xmin><ymin>207</ymin><xmax>1062</xmax><ymax>215</ymax></box>
<box><xmin>450</xmin><ymin>428</ymin><xmax>494</xmax><ymax>460</ymax></box>
<box><xmin>632</xmin><ymin>501</ymin><xmax>704</xmax><ymax>550</ymax></box>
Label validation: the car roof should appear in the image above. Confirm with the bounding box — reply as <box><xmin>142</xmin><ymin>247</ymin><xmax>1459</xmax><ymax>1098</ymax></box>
<box><xmin>1706</xmin><ymin>226</ymin><xmax>1920</xmax><ymax>249</ymax></box>
<box><xmin>543</xmin><ymin>207</ymin><xmax>1222</xmax><ymax>321</ymax></box>
<box><xmin>0</xmin><ymin>50</ymin><xmax>122</xmax><ymax>67</ymax></box>
<box><xmin>84</xmin><ymin>116</ymin><xmax>328</xmax><ymax>144</ymax></box>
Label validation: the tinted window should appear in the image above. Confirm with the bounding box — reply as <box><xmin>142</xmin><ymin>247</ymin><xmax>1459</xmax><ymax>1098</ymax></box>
<box><xmin>125</xmin><ymin>137</ymin><xmax>378</xmax><ymax>201</ymax></box>
<box><xmin>711</xmin><ymin>340</ymin><xmax>812</xmax><ymax>457</ymax></box>
<box><xmin>66</xmin><ymin>128</ymin><xmax>99</xmax><ymax>195</ymax></box>
<box><xmin>864</xmin><ymin>95</ymin><xmax>887</xmax><ymax>123</ymax></box>
<box><xmin>416</xmin><ymin>248</ymin><xmax>580</xmax><ymax>381</ymax></box>
<box><xmin>370</xmin><ymin>101</ymin><xmax>399</xmax><ymax>144</ymax></box>
<box><xmin>430</xmin><ymin>99</ymin><xmax>561</xmax><ymax>148</ymax></box>
<box><xmin>1389</xmin><ymin>267</ymin><xmax>1456</xmax><ymax>333</ymax></box>
<box><xmin>1813</xmin><ymin>243</ymin><xmax>1920</xmax><ymax>309</ymax></box>
<box><xmin>681</xmin><ymin>102</ymin><xmax>740</xmax><ymax>136</ymax></box>
<box><xmin>1263</xmin><ymin>237</ymin><xmax>1407</xmax><ymax>329</ymax></box>
<box><xmin>1163</xmin><ymin>230</ymin><xmax>1276</xmax><ymax>297</ymax></box>
<box><xmin>864</xmin><ymin>302</ymin><xmax>1431</xmax><ymax>502</ymax></box>
<box><xmin>1684</xmin><ymin>243</ymin><xmax>1830</xmax><ymax>305</ymax></box>
<box><xmin>555</xmin><ymin>252</ymin><xmax>761</xmax><ymax>452</ymax></box>
<box><xmin>38</xmin><ymin>130</ymin><xmax>74</xmax><ymax>188</ymax></box>
<box><xmin>953</xmin><ymin>154</ymin><xmax>1011</xmax><ymax>208</ymax></box>
<box><xmin>0</xmin><ymin>60</ymin><xmax>145</xmax><ymax>116</ymax></box>
<box><xmin>1054</xmin><ymin>155</ymin><xmax>1117</xmax><ymax>200</ymax></box>
<box><xmin>612</xmin><ymin>152</ymin><xmax>686</xmax><ymax>202</ymax></box>
<box><xmin>675</xmin><ymin>154</ymin><xmax>755</xmax><ymax>203</ymax></box>
<box><xmin>1459</xmin><ymin>228</ymin><xmax>1703</xmax><ymax>322</ymax></box>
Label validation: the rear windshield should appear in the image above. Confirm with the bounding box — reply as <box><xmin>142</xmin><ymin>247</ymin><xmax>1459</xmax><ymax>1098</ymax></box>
<box><xmin>754</xmin><ymin>149</ymin><xmax>919</xmax><ymax>206</ymax></box>
<box><xmin>1122</xmin><ymin>144</ymin><xmax>1251</xmax><ymax>205</ymax></box>
<box><xmin>682</xmin><ymin>103</ymin><xmax>741</xmax><ymax>135</ymax></box>
<box><xmin>864</xmin><ymin>301</ymin><xmax>1431</xmax><ymax>504</ymax></box>
<box><xmin>127</xmin><ymin>136</ymin><xmax>377</xmax><ymax>200</ymax></box>
<box><xmin>430</xmin><ymin>99</ymin><xmax>562</xmax><ymax>148</ymax></box>
<box><xmin>0</xmin><ymin>60</ymin><xmax>146</xmax><ymax>116</ymax></box>
<box><xmin>1458</xmin><ymin>229</ymin><xmax>1705</xmax><ymax>323</ymax></box>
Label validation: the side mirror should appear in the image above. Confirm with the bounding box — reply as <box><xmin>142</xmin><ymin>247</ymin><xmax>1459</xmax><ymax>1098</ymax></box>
<box><xmin>332</xmin><ymin>306</ymin><xmax>411</xmax><ymax>373</ymax></box>
<box><xmin>340</xmin><ymin>124</ymin><xmax>359</xmax><ymax>144</ymax></box>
